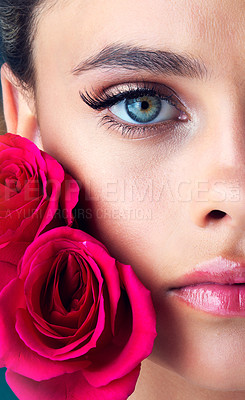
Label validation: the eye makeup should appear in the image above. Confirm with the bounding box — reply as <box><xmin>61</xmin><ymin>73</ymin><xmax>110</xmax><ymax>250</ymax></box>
<box><xmin>79</xmin><ymin>81</ymin><xmax>190</xmax><ymax>139</ymax></box>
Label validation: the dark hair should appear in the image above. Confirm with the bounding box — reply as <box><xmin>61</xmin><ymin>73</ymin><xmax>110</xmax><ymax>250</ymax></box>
<box><xmin>0</xmin><ymin>0</ymin><xmax>55</xmax><ymax>92</ymax></box>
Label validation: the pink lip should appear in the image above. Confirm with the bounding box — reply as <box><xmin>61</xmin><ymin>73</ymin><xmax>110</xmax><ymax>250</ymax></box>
<box><xmin>168</xmin><ymin>256</ymin><xmax>245</xmax><ymax>317</ymax></box>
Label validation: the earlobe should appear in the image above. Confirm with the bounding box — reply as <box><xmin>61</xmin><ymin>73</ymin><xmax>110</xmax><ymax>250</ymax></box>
<box><xmin>0</xmin><ymin>63</ymin><xmax>39</xmax><ymax>143</ymax></box>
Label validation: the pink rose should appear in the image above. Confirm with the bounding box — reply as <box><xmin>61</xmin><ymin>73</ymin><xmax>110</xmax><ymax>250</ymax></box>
<box><xmin>0</xmin><ymin>133</ymin><xmax>79</xmax><ymax>269</ymax></box>
<box><xmin>0</xmin><ymin>227</ymin><xmax>156</xmax><ymax>400</ymax></box>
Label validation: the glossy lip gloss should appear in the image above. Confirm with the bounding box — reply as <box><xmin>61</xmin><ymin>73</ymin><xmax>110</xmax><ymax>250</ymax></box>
<box><xmin>167</xmin><ymin>256</ymin><xmax>245</xmax><ymax>317</ymax></box>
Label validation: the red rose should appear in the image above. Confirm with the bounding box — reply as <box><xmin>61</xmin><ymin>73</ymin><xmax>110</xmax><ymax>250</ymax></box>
<box><xmin>0</xmin><ymin>133</ymin><xmax>79</xmax><ymax>270</ymax></box>
<box><xmin>0</xmin><ymin>227</ymin><xmax>156</xmax><ymax>400</ymax></box>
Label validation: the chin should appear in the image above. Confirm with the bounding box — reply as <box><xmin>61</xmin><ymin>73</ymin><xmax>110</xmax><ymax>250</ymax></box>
<box><xmin>149</xmin><ymin>341</ymin><xmax>245</xmax><ymax>392</ymax></box>
<box><xmin>151</xmin><ymin>292</ymin><xmax>245</xmax><ymax>393</ymax></box>
<box><xmin>181</xmin><ymin>362</ymin><xmax>245</xmax><ymax>392</ymax></box>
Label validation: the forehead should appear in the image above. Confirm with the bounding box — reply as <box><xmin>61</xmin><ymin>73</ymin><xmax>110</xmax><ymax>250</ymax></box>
<box><xmin>34</xmin><ymin>0</ymin><xmax>245</xmax><ymax>81</ymax></box>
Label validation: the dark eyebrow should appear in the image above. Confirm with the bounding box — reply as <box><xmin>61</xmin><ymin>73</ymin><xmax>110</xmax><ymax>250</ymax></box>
<box><xmin>71</xmin><ymin>43</ymin><xmax>208</xmax><ymax>80</ymax></box>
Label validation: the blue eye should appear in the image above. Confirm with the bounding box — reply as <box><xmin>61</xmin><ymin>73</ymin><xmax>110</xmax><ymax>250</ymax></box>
<box><xmin>80</xmin><ymin>82</ymin><xmax>189</xmax><ymax>138</ymax></box>
<box><xmin>109</xmin><ymin>95</ymin><xmax>181</xmax><ymax>125</ymax></box>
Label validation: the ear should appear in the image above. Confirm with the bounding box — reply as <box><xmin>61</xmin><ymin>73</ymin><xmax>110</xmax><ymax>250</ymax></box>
<box><xmin>1</xmin><ymin>63</ymin><xmax>42</xmax><ymax>147</ymax></box>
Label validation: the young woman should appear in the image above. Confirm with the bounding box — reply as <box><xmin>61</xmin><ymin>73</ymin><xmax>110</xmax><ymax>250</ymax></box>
<box><xmin>1</xmin><ymin>1</ymin><xmax>245</xmax><ymax>399</ymax></box>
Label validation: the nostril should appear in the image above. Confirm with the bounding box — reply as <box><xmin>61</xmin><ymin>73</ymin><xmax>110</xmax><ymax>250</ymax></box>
<box><xmin>208</xmin><ymin>210</ymin><xmax>227</xmax><ymax>220</ymax></box>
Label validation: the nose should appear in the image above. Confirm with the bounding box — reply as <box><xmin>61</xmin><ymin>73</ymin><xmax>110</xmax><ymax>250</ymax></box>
<box><xmin>190</xmin><ymin>179</ymin><xmax>245</xmax><ymax>229</ymax></box>
<box><xmin>189</xmin><ymin>109</ymin><xmax>245</xmax><ymax>231</ymax></box>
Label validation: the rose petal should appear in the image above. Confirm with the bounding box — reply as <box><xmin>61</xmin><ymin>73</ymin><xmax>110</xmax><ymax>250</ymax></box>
<box><xmin>60</xmin><ymin>173</ymin><xmax>80</xmax><ymax>226</ymax></box>
<box><xmin>0</xmin><ymin>261</ymin><xmax>17</xmax><ymax>293</ymax></box>
<box><xmin>0</xmin><ymin>133</ymin><xmax>79</xmax><ymax>263</ymax></box>
<box><xmin>6</xmin><ymin>365</ymin><xmax>140</xmax><ymax>400</ymax></box>
<box><xmin>0</xmin><ymin>279</ymin><xmax>89</xmax><ymax>381</ymax></box>
<box><xmin>83</xmin><ymin>242</ymin><xmax>121</xmax><ymax>334</ymax></box>
<box><xmin>15</xmin><ymin>296</ymin><xmax>105</xmax><ymax>360</ymax></box>
<box><xmin>83</xmin><ymin>263</ymin><xmax>157</xmax><ymax>387</ymax></box>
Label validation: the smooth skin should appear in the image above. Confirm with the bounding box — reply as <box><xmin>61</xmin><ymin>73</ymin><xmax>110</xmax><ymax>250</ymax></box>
<box><xmin>2</xmin><ymin>0</ymin><xmax>245</xmax><ymax>398</ymax></box>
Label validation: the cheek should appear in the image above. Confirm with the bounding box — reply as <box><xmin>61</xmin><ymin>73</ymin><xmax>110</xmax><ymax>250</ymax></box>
<box><xmin>77</xmin><ymin>166</ymin><xmax>179</xmax><ymax>290</ymax></box>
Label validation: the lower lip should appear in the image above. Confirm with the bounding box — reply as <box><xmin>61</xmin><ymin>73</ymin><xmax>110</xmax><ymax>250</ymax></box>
<box><xmin>169</xmin><ymin>284</ymin><xmax>245</xmax><ymax>316</ymax></box>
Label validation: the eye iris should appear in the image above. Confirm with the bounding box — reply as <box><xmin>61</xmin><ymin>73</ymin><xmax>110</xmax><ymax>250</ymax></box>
<box><xmin>126</xmin><ymin>95</ymin><xmax>161</xmax><ymax>123</ymax></box>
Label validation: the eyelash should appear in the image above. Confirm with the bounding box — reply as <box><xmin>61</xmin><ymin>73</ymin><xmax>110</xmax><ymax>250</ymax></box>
<box><xmin>79</xmin><ymin>81</ymin><xmax>189</xmax><ymax>138</ymax></box>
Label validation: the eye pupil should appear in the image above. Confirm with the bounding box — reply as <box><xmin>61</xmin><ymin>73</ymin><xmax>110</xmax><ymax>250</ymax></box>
<box><xmin>141</xmin><ymin>101</ymin><xmax>149</xmax><ymax>110</ymax></box>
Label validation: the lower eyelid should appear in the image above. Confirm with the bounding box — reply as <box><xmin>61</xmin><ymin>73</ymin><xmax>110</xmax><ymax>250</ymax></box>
<box><xmin>98</xmin><ymin>113</ymin><xmax>184</xmax><ymax>140</ymax></box>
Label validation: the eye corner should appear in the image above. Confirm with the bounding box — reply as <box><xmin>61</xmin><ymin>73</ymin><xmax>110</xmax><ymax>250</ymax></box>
<box><xmin>178</xmin><ymin>110</ymin><xmax>191</xmax><ymax>122</ymax></box>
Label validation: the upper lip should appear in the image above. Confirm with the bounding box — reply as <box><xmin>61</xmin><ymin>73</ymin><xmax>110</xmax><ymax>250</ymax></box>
<box><xmin>169</xmin><ymin>256</ymin><xmax>245</xmax><ymax>290</ymax></box>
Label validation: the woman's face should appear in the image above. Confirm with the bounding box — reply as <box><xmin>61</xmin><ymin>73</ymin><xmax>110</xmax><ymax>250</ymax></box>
<box><xmin>8</xmin><ymin>0</ymin><xmax>245</xmax><ymax>392</ymax></box>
